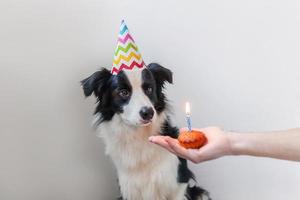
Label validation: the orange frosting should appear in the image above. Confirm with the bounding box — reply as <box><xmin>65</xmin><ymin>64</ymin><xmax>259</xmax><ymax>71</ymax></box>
<box><xmin>178</xmin><ymin>130</ymin><xmax>207</xmax><ymax>149</ymax></box>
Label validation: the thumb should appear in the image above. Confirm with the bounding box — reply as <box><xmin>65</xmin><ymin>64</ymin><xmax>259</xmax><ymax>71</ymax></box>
<box><xmin>189</xmin><ymin>144</ymin><xmax>219</xmax><ymax>163</ymax></box>
<box><xmin>166</xmin><ymin>137</ymin><xmax>214</xmax><ymax>163</ymax></box>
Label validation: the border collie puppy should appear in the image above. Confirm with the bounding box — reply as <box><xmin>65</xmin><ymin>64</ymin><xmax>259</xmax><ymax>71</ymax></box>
<box><xmin>81</xmin><ymin>63</ymin><xmax>210</xmax><ymax>200</ymax></box>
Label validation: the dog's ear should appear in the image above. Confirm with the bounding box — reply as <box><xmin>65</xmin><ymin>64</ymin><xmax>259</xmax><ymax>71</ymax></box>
<box><xmin>81</xmin><ymin>68</ymin><xmax>112</xmax><ymax>97</ymax></box>
<box><xmin>147</xmin><ymin>63</ymin><xmax>173</xmax><ymax>86</ymax></box>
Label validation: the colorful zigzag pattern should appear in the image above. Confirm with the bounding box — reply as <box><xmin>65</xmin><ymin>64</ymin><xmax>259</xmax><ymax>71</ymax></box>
<box><xmin>111</xmin><ymin>21</ymin><xmax>145</xmax><ymax>75</ymax></box>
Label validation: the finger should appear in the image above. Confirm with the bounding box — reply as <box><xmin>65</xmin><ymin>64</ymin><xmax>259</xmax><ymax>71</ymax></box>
<box><xmin>186</xmin><ymin>144</ymin><xmax>216</xmax><ymax>163</ymax></box>
<box><xmin>165</xmin><ymin>137</ymin><xmax>191</xmax><ymax>159</ymax></box>
<box><xmin>166</xmin><ymin>137</ymin><xmax>210</xmax><ymax>163</ymax></box>
<box><xmin>148</xmin><ymin>136</ymin><xmax>176</xmax><ymax>154</ymax></box>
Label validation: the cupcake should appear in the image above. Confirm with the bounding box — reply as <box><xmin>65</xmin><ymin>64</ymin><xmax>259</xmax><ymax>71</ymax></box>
<box><xmin>178</xmin><ymin>130</ymin><xmax>207</xmax><ymax>149</ymax></box>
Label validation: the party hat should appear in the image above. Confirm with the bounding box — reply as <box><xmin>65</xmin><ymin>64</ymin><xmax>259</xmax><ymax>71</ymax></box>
<box><xmin>111</xmin><ymin>20</ymin><xmax>146</xmax><ymax>75</ymax></box>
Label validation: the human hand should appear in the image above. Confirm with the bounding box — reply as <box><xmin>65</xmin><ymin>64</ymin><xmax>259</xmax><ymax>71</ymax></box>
<box><xmin>149</xmin><ymin>127</ymin><xmax>233</xmax><ymax>163</ymax></box>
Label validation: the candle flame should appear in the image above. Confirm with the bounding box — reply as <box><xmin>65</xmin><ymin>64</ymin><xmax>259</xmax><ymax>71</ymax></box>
<box><xmin>185</xmin><ymin>102</ymin><xmax>191</xmax><ymax>115</ymax></box>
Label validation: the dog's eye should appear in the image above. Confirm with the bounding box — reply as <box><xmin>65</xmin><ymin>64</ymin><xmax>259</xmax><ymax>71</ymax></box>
<box><xmin>145</xmin><ymin>87</ymin><xmax>153</xmax><ymax>95</ymax></box>
<box><xmin>118</xmin><ymin>89</ymin><xmax>130</xmax><ymax>98</ymax></box>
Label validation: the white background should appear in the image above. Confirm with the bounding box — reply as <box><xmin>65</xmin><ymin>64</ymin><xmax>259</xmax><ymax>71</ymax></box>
<box><xmin>0</xmin><ymin>0</ymin><xmax>299</xmax><ymax>199</ymax></box>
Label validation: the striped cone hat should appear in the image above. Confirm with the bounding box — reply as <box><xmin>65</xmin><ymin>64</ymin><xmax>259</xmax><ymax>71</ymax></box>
<box><xmin>111</xmin><ymin>20</ymin><xmax>146</xmax><ymax>75</ymax></box>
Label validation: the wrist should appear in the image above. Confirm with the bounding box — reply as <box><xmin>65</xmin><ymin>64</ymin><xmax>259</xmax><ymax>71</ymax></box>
<box><xmin>226</xmin><ymin>131</ymin><xmax>243</xmax><ymax>156</ymax></box>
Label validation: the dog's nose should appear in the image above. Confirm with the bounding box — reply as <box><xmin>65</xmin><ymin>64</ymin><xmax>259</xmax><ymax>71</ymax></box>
<box><xmin>139</xmin><ymin>106</ymin><xmax>154</xmax><ymax>121</ymax></box>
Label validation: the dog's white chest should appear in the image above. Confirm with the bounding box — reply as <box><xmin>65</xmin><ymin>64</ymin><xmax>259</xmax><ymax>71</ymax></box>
<box><xmin>117</xmin><ymin>145</ymin><xmax>182</xmax><ymax>200</ymax></box>
<box><xmin>97</xmin><ymin>116</ymin><xmax>187</xmax><ymax>200</ymax></box>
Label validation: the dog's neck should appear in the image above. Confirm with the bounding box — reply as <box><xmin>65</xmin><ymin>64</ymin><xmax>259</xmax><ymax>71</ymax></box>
<box><xmin>95</xmin><ymin>113</ymin><xmax>170</xmax><ymax>171</ymax></box>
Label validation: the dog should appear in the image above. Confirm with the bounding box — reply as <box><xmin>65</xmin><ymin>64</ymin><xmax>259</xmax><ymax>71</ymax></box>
<box><xmin>81</xmin><ymin>63</ymin><xmax>210</xmax><ymax>200</ymax></box>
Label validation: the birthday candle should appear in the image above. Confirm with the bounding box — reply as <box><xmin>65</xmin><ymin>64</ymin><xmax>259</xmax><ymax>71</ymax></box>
<box><xmin>185</xmin><ymin>102</ymin><xmax>192</xmax><ymax>132</ymax></box>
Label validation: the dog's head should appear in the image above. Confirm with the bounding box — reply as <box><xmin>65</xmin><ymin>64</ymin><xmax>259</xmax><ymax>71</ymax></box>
<box><xmin>81</xmin><ymin>63</ymin><xmax>172</xmax><ymax>126</ymax></box>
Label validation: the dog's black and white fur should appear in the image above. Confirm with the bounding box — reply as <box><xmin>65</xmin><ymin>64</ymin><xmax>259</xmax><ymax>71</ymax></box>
<box><xmin>81</xmin><ymin>63</ymin><xmax>210</xmax><ymax>200</ymax></box>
